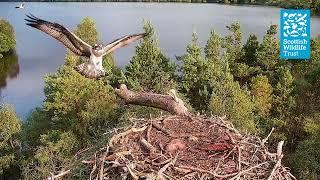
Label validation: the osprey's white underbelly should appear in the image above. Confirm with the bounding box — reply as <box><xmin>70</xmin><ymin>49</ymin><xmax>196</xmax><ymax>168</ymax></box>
<box><xmin>90</xmin><ymin>55</ymin><xmax>103</xmax><ymax>71</ymax></box>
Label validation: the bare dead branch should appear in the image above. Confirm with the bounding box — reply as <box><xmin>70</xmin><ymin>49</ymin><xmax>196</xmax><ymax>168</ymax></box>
<box><xmin>262</xmin><ymin>127</ymin><xmax>275</xmax><ymax>146</ymax></box>
<box><xmin>46</xmin><ymin>170</ymin><xmax>70</xmax><ymax>180</ymax></box>
<box><xmin>115</xmin><ymin>84</ymin><xmax>190</xmax><ymax>116</ymax></box>
<box><xmin>109</xmin><ymin>126</ymin><xmax>147</xmax><ymax>148</ymax></box>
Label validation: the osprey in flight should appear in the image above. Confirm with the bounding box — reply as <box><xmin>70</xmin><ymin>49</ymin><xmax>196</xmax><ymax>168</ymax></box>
<box><xmin>25</xmin><ymin>14</ymin><xmax>147</xmax><ymax>79</ymax></box>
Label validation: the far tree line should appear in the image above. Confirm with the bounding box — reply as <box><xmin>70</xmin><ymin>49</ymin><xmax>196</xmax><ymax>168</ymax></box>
<box><xmin>1</xmin><ymin>0</ymin><xmax>319</xmax><ymax>15</ymax></box>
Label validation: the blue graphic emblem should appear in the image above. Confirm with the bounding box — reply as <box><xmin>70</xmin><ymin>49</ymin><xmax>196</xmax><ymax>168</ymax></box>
<box><xmin>280</xmin><ymin>9</ymin><xmax>310</xmax><ymax>60</ymax></box>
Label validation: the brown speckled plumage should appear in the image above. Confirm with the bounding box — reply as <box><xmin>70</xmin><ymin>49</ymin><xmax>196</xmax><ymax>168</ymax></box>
<box><xmin>74</xmin><ymin>63</ymin><xmax>104</xmax><ymax>79</ymax></box>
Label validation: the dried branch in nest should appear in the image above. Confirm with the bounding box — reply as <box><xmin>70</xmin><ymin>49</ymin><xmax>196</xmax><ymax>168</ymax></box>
<box><xmin>82</xmin><ymin>115</ymin><xmax>296</xmax><ymax>180</ymax></box>
<box><xmin>46</xmin><ymin>170</ymin><xmax>70</xmax><ymax>180</ymax></box>
<box><xmin>115</xmin><ymin>84</ymin><xmax>190</xmax><ymax>116</ymax></box>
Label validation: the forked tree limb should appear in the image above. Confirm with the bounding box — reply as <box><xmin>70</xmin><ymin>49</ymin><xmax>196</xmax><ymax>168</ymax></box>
<box><xmin>115</xmin><ymin>84</ymin><xmax>190</xmax><ymax>116</ymax></box>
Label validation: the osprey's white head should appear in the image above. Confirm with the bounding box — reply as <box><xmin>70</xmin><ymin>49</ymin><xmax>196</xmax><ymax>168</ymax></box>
<box><xmin>92</xmin><ymin>44</ymin><xmax>104</xmax><ymax>56</ymax></box>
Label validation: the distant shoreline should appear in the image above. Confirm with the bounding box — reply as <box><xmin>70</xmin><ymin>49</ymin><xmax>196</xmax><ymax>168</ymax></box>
<box><xmin>0</xmin><ymin>1</ymin><xmax>318</xmax><ymax>16</ymax></box>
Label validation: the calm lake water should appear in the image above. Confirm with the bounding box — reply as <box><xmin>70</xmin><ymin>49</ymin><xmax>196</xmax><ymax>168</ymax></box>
<box><xmin>0</xmin><ymin>2</ymin><xmax>320</xmax><ymax>120</ymax></box>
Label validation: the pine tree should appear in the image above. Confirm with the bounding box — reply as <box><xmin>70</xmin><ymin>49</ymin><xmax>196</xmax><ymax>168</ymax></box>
<box><xmin>249</xmin><ymin>75</ymin><xmax>273</xmax><ymax>133</ymax></box>
<box><xmin>209</xmin><ymin>53</ymin><xmax>256</xmax><ymax>133</ymax></box>
<box><xmin>232</xmin><ymin>34</ymin><xmax>261</xmax><ymax>85</ymax></box>
<box><xmin>205</xmin><ymin>29</ymin><xmax>222</xmax><ymax>60</ymax></box>
<box><xmin>44</xmin><ymin>67</ymin><xmax>117</xmax><ymax>141</ymax></box>
<box><xmin>181</xmin><ymin>27</ymin><xmax>256</xmax><ymax>132</ymax></box>
<box><xmin>22</xmin><ymin>109</ymin><xmax>50</xmax><ymax>147</ymax></box>
<box><xmin>256</xmin><ymin>25</ymin><xmax>279</xmax><ymax>72</ymax></box>
<box><xmin>294</xmin><ymin>62</ymin><xmax>320</xmax><ymax>120</ymax></box>
<box><xmin>125</xmin><ymin>21</ymin><xmax>176</xmax><ymax>94</ymax></box>
<box><xmin>269</xmin><ymin>66</ymin><xmax>296</xmax><ymax>142</ymax></box>
<box><xmin>223</xmin><ymin>23</ymin><xmax>258</xmax><ymax>85</ymax></box>
<box><xmin>292</xmin><ymin>37</ymin><xmax>320</xmax><ymax>79</ymax></box>
<box><xmin>250</xmin><ymin>75</ymin><xmax>272</xmax><ymax>117</ymax></box>
<box><xmin>179</xmin><ymin>32</ymin><xmax>211</xmax><ymax>111</ymax></box>
<box><xmin>222</xmin><ymin>22</ymin><xmax>243</xmax><ymax>65</ymax></box>
<box><xmin>242</xmin><ymin>34</ymin><xmax>259</xmax><ymax>67</ymax></box>
<box><xmin>271</xmin><ymin>66</ymin><xmax>295</xmax><ymax>120</ymax></box>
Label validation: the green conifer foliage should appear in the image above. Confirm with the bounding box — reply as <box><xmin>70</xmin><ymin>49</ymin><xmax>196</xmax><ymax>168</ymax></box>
<box><xmin>74</xmin><ymin>17</ymin><xmax>99</xmax><ymax>46</ymax></box>
<box><xmin>125</xmin><ymin>21</ymin><xmax>176</xmax><ymax>93</ymax></box>
<box><xmin>44</xmin><ymin>66</ymin><xmax>117</xmax><ymax>142</ymax></box>
<box><xmin>22</xmin><ymin>130</ymin><xmax>78</xmax><ymax>180</ymax></box>
<box><xmin>271</xmin><ymin>67</ymin><xmax>295</xmax><ymax>120</ymax></box>
<box><xmin>223</xmin><ymin>22</ymin><xmax>243</xmax><ymax>64</ymax></box>
<box><xmin>205</xmin><ymin>30</ymin><xmax>222</xmax><ymax>60</ymax></box>
<box><xmin>223</xmin><ymin>23</ymin><xmax>257</xmax><ymax>84</ymax></box>
<box><xmin>269</xmin><ymin>66</ymin><xmax>296</xmax><ymax>142</ymax></box>
<box><xmin>292</xmin><ymin>37</ymin><xmax>320</xmax><ymax>79</ymax></box>
<box><xmin>0</xmin><ymin>105</ymin><xmax>21</xmax><ymax>174</ymax></box>
<box><xmin>242</xmin><ymin>34</ymin><xmax>259</xmax><ymax>67</ymax></box>
<box><xmin>290</xmin><ymin>119</ymin><xmax>320</xmax><ymax>180</ymax></box>
<box><xmin>22</xmin><ymin>109</ymin><xmax>51</xmax><ymax>148</ymax></box>
<box><xmin>209</xmin><ymin>54</ymin><xmax>256</xmax><ymax>133</ymax></box>
<box><xmin>256</xmin><ymin>25</ymin><xmax>279</xmax><ymax>71</ymax></box>
<box><xmin>179</xmin><ymin>32</ymin><xmax>211</xmax><ymax>111</ymax></box>
<box><xmin>250</xmin><ymin>75</ymin><xmax>272</xmax><ymax>117</ymax></box>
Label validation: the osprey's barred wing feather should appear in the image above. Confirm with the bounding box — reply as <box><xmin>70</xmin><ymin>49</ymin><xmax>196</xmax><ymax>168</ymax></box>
<box><xmin>25</xmin><ymin>14</ymin><xmax>91</xmax><ymax>57</ymax></box>
<box><xmin>102</xmin><ymin>33</ymin><xmax>147</xmax><ymax>55</ymax></box>
<box><xmin>74</xmin><ymin>63</ymin><xmax>104</xmax><ymax>79</ymax></box>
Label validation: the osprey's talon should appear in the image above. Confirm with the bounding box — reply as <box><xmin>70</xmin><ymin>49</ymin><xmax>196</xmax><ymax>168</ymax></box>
<box><xmin>100</xmin><ymin>70</ymin><xmax>106</xmax><ymax>76</ymax></box>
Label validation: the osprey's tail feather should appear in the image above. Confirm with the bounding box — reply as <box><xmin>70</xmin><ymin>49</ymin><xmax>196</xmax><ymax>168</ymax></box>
<box><xmin>74</xmin><ymin>63</ymin><xmax>105</xmax><ymax>79</ymax></box>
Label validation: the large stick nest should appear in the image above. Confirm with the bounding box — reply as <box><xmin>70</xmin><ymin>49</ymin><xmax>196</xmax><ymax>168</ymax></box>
<box><xmin>84</xmin><ymin>115</ymin><xmax>296</xmax><ymax>180</ymax></box>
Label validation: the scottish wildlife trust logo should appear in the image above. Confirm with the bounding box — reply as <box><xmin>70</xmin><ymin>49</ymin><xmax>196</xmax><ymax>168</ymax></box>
<box><xmin>280</xmin><ymin>9</ymin><xmax>311</xmax><ymax>60</ymax></box>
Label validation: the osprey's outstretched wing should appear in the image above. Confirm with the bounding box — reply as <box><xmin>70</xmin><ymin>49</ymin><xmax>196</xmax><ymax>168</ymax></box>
<box><xmin>102</xmin><ymin>33</ymin><xmax>147</xmax><ymax>55</ymax></box>
<box><xmin>25</xmin><ymin>14</ymin><xmax>91</xmax><ymax>57</ymax></box>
